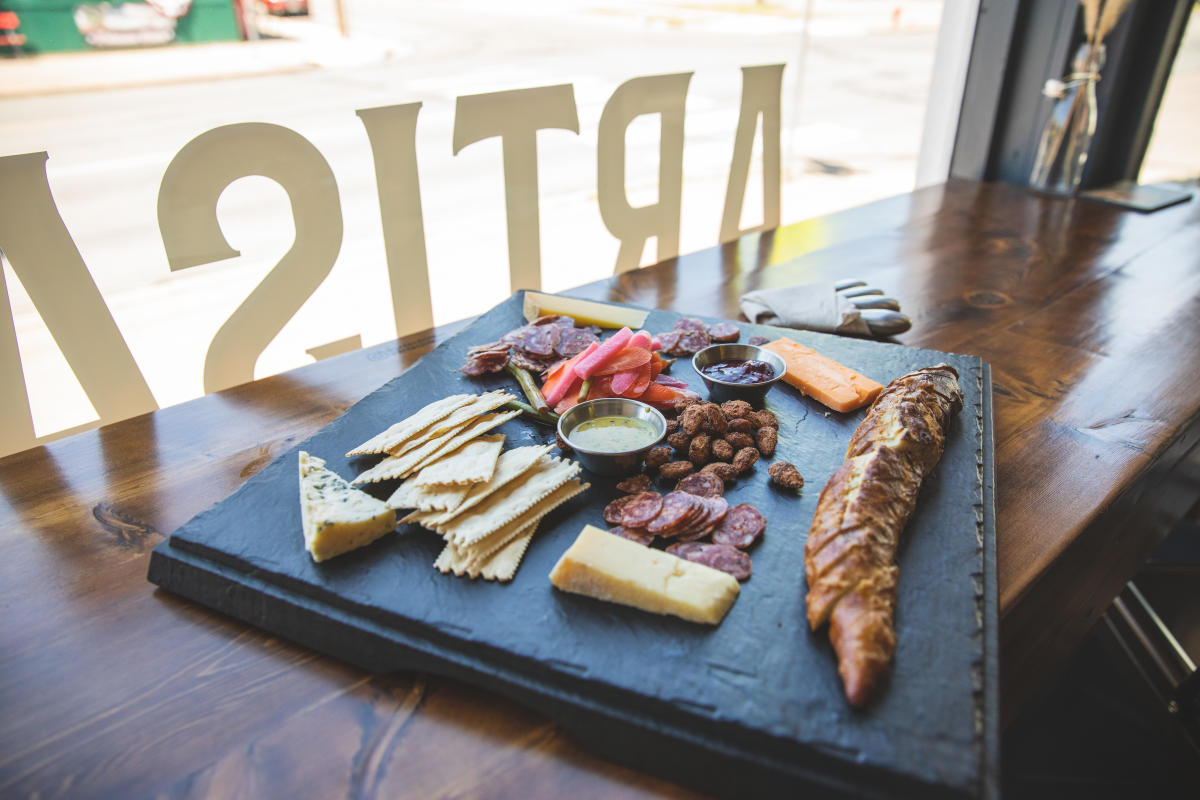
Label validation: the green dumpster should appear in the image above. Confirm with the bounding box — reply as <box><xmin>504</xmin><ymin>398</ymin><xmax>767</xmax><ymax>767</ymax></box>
<box><xmin>0</xmin><ymin>0</ymin><xmax>240</xmax><ymax>53</ymax></box>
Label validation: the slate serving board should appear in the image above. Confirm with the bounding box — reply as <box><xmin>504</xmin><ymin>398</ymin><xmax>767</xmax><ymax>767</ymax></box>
<box><xmin>149</xmin><ymin>291</ymin><xmax>998</xmax><ymax>799</ymax></box>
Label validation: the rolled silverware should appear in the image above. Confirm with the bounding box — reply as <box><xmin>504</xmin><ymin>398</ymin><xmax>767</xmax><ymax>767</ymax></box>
<box><xmin>860</xmin><ymin>309</ymin><xmax>911</xmax><ymax>337</ymax></box>
<box><xmin>848</xmin><ymin>295</ymin><xmax>901</xmax><ymax>311</ymax></box>
<box><xmin>840</xmin><ymin>287</ymin><xmax>884</xmax><ymax>298</ymax></box>
<box><xmin>834</xmin><ymin>278</ymin><xmax>867</xmax><ymax>291</ymax></box>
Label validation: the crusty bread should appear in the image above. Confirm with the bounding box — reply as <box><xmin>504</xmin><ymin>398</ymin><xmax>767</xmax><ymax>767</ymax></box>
<box><xmin>805</xmin><ymin>364</ymin><xmax>963</xmax><ymax>707</ymax></box>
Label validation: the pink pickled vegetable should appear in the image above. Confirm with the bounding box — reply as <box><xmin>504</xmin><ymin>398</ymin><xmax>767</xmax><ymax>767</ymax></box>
<box><xmin>653</xmin><ymin>374</ymin><xmax>690</xmax><ymax>389</ymax></box>
<box><xmin>629</xmin><ymin>330</ymin><xmax>653</xmax><ymax>351</ymax></box>
<box><xmin>650</xmin><ymin>336</ymin><xmax>663</xmax><ymax>351</ymax></box>
<box><xmin>594</xmin><ymin>346</ymin><xmax>651</xmax><ymax>375</ymax></box>
<box><xmin>574</xmin><ymin>327</ymin><xmax>633</xmax><ymax>380</ymax></box>
<box><xmin>611</xmin><ymin>367</ymin><xmax>639</xmax><ymax>395</ymax></box>
<box><xmin>543</xmin><ymin>342</ymin><xmax>596</xmax><ymax>406</ymax></box>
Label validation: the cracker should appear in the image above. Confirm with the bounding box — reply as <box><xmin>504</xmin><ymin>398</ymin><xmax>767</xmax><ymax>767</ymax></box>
<box><xmin>352</xmin><ymin>411</ymin><xmax>517</xmax><ymax>485</ymax></box>
<box><xmin>461</xmin><ymin>479</ymin><xmax>587</xmax><ymax>575</ymax></box>
<box><xmin>432</xmin><ymin>456</ymin><xmax>580</xmax><ymax>545</ymax></box>
<box><xmin>406</xmin><ymin>410</ymin><xmax>519</xmax><ymax>477</ymax></box>
<box><xmin>386</xmin><ymin>479</ymin><xmax>471</xmax><ymax>512</ymax></box>
<box><xmin>479</xmin><ymin>528</ymin><xmax>535</xmax><ymax>582</ymax></box>
<box><xmin>346</xmin><ymin>394</ymin><xmax>474</xmax><ymax>456</ymax></box>
<box><xmin>390</xmin><ymin>391</ymin><xmax>513</xmax><ymax>457</ymax></box>
<box><xmin>418</xmin><ymin>444</ymin><xmax>551</xmax><ymax>526</ymax></box>
<box><xmin>412</xmin><ymin>434</ymin><xmax>505</xmax><ymax>487</ymax></box>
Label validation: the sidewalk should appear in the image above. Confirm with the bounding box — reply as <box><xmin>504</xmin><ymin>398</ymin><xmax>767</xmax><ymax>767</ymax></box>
<box><xmin>0</xmin><ymin>12</ymin><xmax>395</xmax><ymax>99</ymax></box>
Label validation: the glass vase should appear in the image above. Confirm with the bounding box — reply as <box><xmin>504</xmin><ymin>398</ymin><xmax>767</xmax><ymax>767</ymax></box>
<box><xmin>1029</xmin><ymin>43</ymin><xmax>1104</xmax><ymax>197</ymax></box>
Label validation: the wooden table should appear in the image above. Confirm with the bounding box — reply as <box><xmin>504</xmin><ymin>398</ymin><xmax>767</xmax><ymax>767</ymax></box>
<box><xmin>3</xmin><ymin>179</ymin><xmax>1198</xmax><ymax>798</ymax></box>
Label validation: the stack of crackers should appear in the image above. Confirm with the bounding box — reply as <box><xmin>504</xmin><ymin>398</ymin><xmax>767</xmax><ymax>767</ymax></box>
<box><xmin>347</xmin><ymin>391</ymin><xmax>589</xmax><ymax>582</ymax></box>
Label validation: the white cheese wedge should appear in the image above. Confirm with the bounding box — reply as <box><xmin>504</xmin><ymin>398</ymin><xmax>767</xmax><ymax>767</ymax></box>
<box><xmin>549</xmin><ymin>525</ymin><xmax>739</xmax><ymax>625</ymax></box>
<box><xmin>522</xmin><ymin>291</ymin><xmax>648</xmax><ymax>329</ymax></box>
<box><xmin>299</xmin><ymin>451</ymin><xmax>397</xmax><ymax>562</ymax></box>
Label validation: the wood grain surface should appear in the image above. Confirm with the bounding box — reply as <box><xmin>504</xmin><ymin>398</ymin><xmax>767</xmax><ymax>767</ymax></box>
<box><xmin>2</xmin><ymin>179</ymin><xmax>1197</xmax><ymax>798</ymax></box>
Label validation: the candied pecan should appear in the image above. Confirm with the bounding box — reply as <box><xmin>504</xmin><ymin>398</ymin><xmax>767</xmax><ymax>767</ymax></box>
<box><xmin>727</xmin><ymin>417</ymin><xmax>753</xmax><ymax>435</ymax></box>
<box><xmin>710</xmin><ymin>439</ymin><xmax>734</xmax><ymax>462</ymax></box>
<box><xmin>700</xmin><ymin>462</ymin><xmax>738</xmax><ymax>482</ymax></box>
<box><xmin>680</xmin><ymin>404</ymin><xmax>706</xmax><ymax>436</ymax></box>
<box><xmin>720</xmin><ymin>400</ymin><xmax>753</xmax><ymax>419</ymax></box>
<box><xmin>667</xmin><ymin>431</ymin><xmax>691</xmax><ymax>450</ymax></box>
<box><xmin>749</xmin><ymin>409</ymin><xmax>779</xmax><ymax>429</ymax></box>
<box><xmin>659</xmin><ymin>460</ymin><xmax>696</xmax><ymax>479</ymax></box>
<box><xmin>732</xmin><ymin>446</ymin><xmax>759</xmax><ymax>474</ymax></box>
<box><xmin>768</xmin><ymin>461</ymin><xmax>804</xmax><ymax>489</ymax></box>
<box><xmin>556</xmin><ymin>432</ymin><xmax>573</xmax><ymax>452</ymax></box>
<box><xmin>688</xmin><ymin>434</ymin><xmax>711</xmax><ymax>466</ymax></box>
<box><xmin>702</xmin><ymin>404</ymin><xmax>728</xmax><ymax>435</ymax></box>
<box><xmin>674</xmin><ymin>396</ymin><xmax>701</xmax><ymax>413</ymax></box>
<box><xmin>755</xmin><ymin>425</ymin><xmax>778</xmax><ymax>457</ymax></box>
<box><xmin>725</xmin><ymin>431</ymin><xmax>754</xmax><ymax>451</ymax></box>
<box><xmin>645</xmin><ymin>445</ymin><xmax>672</xmax><ymax>469</ymax></box>
<box><xmin>664</xmin><ymin>418</ymin><xmax>680</xmax><ymax>435</ymax></box>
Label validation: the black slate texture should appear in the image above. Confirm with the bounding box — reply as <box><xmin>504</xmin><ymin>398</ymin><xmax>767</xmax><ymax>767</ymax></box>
<box><xmin>149</xmin><ymin>291</ymin><xmax>998</xmax><ymax>799</ymax></box>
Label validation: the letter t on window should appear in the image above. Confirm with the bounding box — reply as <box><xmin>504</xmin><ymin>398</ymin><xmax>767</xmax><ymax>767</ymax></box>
<box><xmin>597</xmin><ymin>72</ymin><xmax>693</xmax><ymax>274</ymax></box>
<box><xmin>452</xmin><ymin>85</ymin><xmax>580</xmax><ymax>294</ymax></box>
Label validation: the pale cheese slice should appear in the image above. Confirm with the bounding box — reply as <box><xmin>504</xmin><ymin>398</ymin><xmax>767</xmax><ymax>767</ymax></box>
<box><xmin>549</xmin><ymin>525</ymin><xmax>740</xmax><ymax>625</ymax></box>
<box><xmin>346</xmin><ymin>394</ymin><xmax>474</xmax><ymax>456</ymax></box>
<box><xmin>299</xmin><ymin>451</ymin><xmax>397</xmax><ymax>562</ymax></box>
<box><xmin>522</xmin><ymin>291</ymin><xmax>648</xmax><ymax>329</ymax></box>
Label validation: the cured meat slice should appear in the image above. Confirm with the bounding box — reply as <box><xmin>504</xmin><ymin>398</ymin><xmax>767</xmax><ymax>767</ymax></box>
<box><xmin>608</xmin><ymin>525</ymin><xmax>655</xmax><ymax>547</ymax></box>
<box><xmin>602</xmin><ymin>491</ymin><xmax>663</xmax><ymax>527</ymax></box>
<box><xmin>555</xmin><ymin>327</ymin><xmax>599</xmax><ymax>357</ymax></box>
<box><xmin>462</xmin><ymin>341</ymin><xmax>511</xmax><ymax>375</ymax></box>
<box><xmin>673</xmin><ymin>317</ymin><xmax>708</xmax><ymax>332</ymax></box>
<box><xmin>656</xmin><ymin>331</ymin><xmax>682</xmax><ymax>355</ymax></box>
<box><xmin>616</xmin><ymin>474</ymin><xmax>654</xmax><ymax>494</ymax></box>
<box><xmin>666</xmin><ymin>542</ymin><xmax>752</xmax><ymax>581</ymax></box>
<box><xmin>707</xmin><ymin>322</ymin><xmax>740</xmax><ymax>343</ymax></box>
<box><xmin>747</xmin><ymin>335</ymin><xmax>770</xmax><ymax>346</ymax></box>
<box><xmin>509</xmin><ymin>349</ymin><xmax>559</xmax><ymax>374</ymax></box>
<box><xmin>669</xmin><ymin>330</ymin><xmax>710</xmax><ymax>356</ymax></box>
<box><xmin>646</xmin><ymin>491</ymin><xmax>698</xmax><ymax>534</ymax></box>
<box><xmin>713</xmin><ymin>502</ymin><xmax>766</xmax><ymax>549</ymax></box>
<box><xmin>674</xmin><ymin>472</ymin><xmax>724</xmax><ymax>498</ymax></box>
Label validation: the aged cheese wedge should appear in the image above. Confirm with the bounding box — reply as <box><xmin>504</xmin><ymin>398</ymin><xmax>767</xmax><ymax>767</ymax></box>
<box><xmin>299</xmin><ymin>452</ymin><xmax>397</xmax><ymax>562</ymax></box>
<box><xmin>522</xmin><ymin>291</ymin><xmax>648</xmax><ymax>329</ymax></box>
<box><xmin>549</xmin><ymin>525</ymin><xmax>740</xmax><ymax>625</ymax></box>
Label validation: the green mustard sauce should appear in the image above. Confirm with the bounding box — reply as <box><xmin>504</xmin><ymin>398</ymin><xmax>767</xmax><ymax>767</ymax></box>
<box><xmin>569</xmin><ymin>415</ymin><xmax>658</xmax><ymax>452</ymax></box>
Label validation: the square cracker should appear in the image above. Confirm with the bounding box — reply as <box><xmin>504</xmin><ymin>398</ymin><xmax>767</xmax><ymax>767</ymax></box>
<box><xmin>461</xmin><ymin>479</ymin><xmax>588</xmax><ymax>573</ymax></box>
<box><xmin>432</xmin><ymin>456</ymin><xmax>580</xmax><ymax>545</ymax></box>
<box><xmin>389</xmin><ymin>390</ymin><xmax>514</xmax><ymax>458</ymax></box>
<box><xmin>346</xmin><ymin>394</ymin><xmax>474</xmax><ymax>456</ymax></box>
<box><xmin>352</xmin><ymin>410</ymin><xmax>517</xmax><ymax>485</ymax></box>
<box><xmin>386</xmin><ymin>479</ymin><xmax>471</xmax><ymax>512</ymax></box>
<box><xmin>479</xmin><ymin>529</ymin><xmax>535</xmax><ymax>582</ymax></box>
<box><xmin>404</xmin><ymin>444</ymin><xmax>551</xmax><ymax>527</ymax></box>
<box><xmin>412</xmin><ymin>434</ymin><xmax>504</xmax><ymax>487</ymax></box>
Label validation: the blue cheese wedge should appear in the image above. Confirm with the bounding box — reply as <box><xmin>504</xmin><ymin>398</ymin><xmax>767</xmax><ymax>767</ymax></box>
<box><xmin>299</xmin><ymin>451</ymin><xmax>397</xmax><ymax>562</ymax></box>
<box><xmin>549</xmin><ymin>525</ymin><xmax>739</xmax><ymax>625</ymax></box>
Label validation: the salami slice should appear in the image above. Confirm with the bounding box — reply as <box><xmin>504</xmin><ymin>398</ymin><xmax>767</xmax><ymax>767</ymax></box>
<box><xmin>673</xmin><ymin>317</ymin><xmax>708</xmax><ymax>332</ymax></box>
<box><xmin>713</xmin><ymin>502</ymin><xmax>766</xmax><ymax>549</ymax></box>
<box><xmin>602</xmin><ymin>493</ymin><xmax>641</xmax><ymax>525</ymax></box>
<box><xmin>646</xmin><ymin>491</ymin><xmax>697</xmax><ymax>534</ymax></box>
<box><xmin>747</xmin><ymin>335</ymin><xmax>770</xmax><ymax>346</ymax></box>
<box><xmin>669</xmin><ymin>330</ymin><xmax>710</xmax><ymax>356</ymax></box>
<box><xmin>608</xmin><ymin>526</ymin><xmax>655</xmax><ymax>547</ymax></box>
<box><xmin>622</xmin><ymin>492</ymin><xmax>664</xmax><ymax>527</ymax></box>
<box><xmin>707</xmin><ymin>322</ymin><xmax>740</xmax><ymax>343</ymax></box>
<box><xmin>668</xmin><ymin>542</ymin><xmax>752</xmax><ymax>581</ymax></box>
<box><xmin>656</xmin><ymin>331</ymin><xmax>682</xmax><ymax>354</ymax></box>
<box><xmin>524</xmin><ymin>325</ymin><xmax>560</xmax><ymax>356</ymax></box>
<box><xmin>555</xmin><ymin>326</ymin><xmax>599</xmax><ymax>357</ymax></box>
<box><xmin>616</xmin><ymin>474</ymin><xmax>654</xmax><ymax>494</ymax></box>
<box><xmin>674</xmin><ymin>472</ymin><xmax>724</xmax><ymax>498</ymax></box>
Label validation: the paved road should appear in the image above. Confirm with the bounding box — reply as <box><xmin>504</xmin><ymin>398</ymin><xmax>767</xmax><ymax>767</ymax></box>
<box><xmin>1</xmin><ymin>0</ymin><xmax>943</xmax><ymax>440</ymax></box>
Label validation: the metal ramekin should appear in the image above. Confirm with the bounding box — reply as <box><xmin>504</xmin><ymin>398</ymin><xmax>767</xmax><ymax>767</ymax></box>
<box><xmin>691</xmin><ymin>343</ymin><xmax>786</xmax><ymax>406</ymax></box>
<box><xmin>558</xmin><ymin>398</ymin><xmax>667</xmax><ymax>476</ymax></box>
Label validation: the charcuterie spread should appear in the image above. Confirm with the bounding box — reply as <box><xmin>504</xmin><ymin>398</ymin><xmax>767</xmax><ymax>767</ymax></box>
<box><xmin>805</xmin><ymin>364</ymin><xmax>964</xmax><ymax>706</ymax></box>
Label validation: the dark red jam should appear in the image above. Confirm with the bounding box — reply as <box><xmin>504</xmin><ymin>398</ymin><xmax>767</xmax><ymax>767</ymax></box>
<box><xmin>700</xmin><ymin>358</ymin><xmax>776</xmax><ymax>384</ymax></box>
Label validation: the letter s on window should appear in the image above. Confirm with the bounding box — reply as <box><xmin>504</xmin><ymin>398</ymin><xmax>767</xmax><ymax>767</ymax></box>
<box><xmin>158</xmin><ymin>122</ymin><xmax>344</xmax><ymax>394</ymax></box>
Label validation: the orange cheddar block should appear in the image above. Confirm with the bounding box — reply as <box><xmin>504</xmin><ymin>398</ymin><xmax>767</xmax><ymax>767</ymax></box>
<box><xmin>763</xmin><ymin>338</ymin><xmax>883</xmax><ymax>413</ymax></box>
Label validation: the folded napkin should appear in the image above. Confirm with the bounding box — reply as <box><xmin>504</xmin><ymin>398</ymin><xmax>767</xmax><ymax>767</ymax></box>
<box><xmin>739</xmin><ymin>283</ymin><xmax>873</xmax><ymax>336</ymax></box>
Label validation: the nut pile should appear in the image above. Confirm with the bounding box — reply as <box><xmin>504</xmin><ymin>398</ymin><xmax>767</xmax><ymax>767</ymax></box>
<box><xmin>645</xmin><ymin>398</ymin><xmax>780</xmax><ymax>484</ymax></box>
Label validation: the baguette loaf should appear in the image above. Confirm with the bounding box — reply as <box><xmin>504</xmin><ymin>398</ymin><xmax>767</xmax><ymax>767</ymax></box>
<box><xmin>805</xmin><ymin>364</ymin><xmax>963</xmax><ymax>706</ymax></box>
